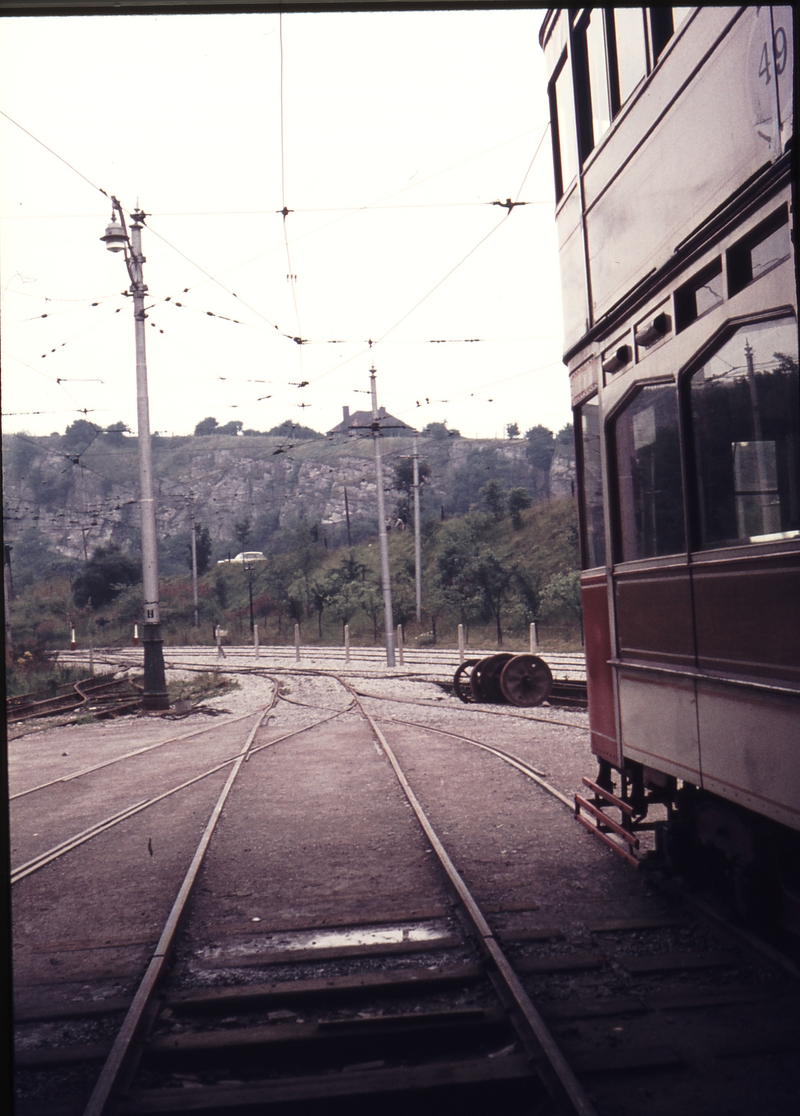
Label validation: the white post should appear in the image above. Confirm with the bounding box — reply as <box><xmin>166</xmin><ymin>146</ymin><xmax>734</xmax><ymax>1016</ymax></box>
<box><xmin>344</xmin><ymin>623</ymin><xmax>350</xmax><ymax>663</ymax></box>
<box><xmin>71</xmin><ymin>625</ymin><xmax>77</xmax><ymax>651</ymax></box>
<box><xmin>458</xmin><ymin>623</ymin><xmax>465</xmax><ymax>664</ymax></box>
<box><xmin>254</xmin><ymin>623</ymin><xmax>259</xmax><ymax>659</ymax></box>
<box><xmin>370</xmin><ymin>368</ymin><xmax>396</xmax><ymax>667</ymax></box>
<box><xmin>294</xmin><ymin>623</ymin><xmax>301</xmax><ymax>662</ymax></box>
<box><xmin>215</xmin><ymin>625</ymin><xmax>226</xmax><ymax>659</ymax></box>
<box><xmin>89</xmin><ymin>645</ymin><xmax>94</xmax><ymax>676</ymax></box>
<box><xmin>530</xmin><ymin>621</ymin><xmax>539</xmax><ymax>653</ymax></box>
<box><xmin>412</xmin><ymin>432</ymin><xmax>422</xmax><ymax>624</ymax></box>
<box><xmin>133</xmin><ymin>623</ymin><xmax>139</xmax><ymax>647</ymax></box>
<box><xmin>396</xmin><ymin>624</ymin><xmax>404</xmax><ymax>666</ymax></box>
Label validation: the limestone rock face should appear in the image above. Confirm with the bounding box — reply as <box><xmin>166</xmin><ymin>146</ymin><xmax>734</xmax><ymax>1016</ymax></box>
<box><xmin>2</xmin><ymin>432</ymin><xmax>575</xmax><ymax>560</ymax></box>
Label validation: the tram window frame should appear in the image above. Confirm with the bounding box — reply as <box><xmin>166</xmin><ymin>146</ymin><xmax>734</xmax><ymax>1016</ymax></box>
<box><xmin>727</xmin><ymin>206</ymin><xmax>791</xmax><ymax>298</ymax></box>
<box><xmin>674</xmin><ymin>258</ymin><xmax>724</xmax><ymax>332</ymax></box>
<box><xmin>549</xmin><ymin>50</ymin><xmax>579</xmax><ymax>202</ymax></box>
<box><xmin>573</xmin><ymin>8</ymin><xmax>686</xmax><ymax>162</ymax></box>
<box><xmin>683</xmin><ymin>315</ymin><xmax>800</xmax><ymax>551</ymax></box>
<box><xmin>609</xmin><ymin>381</ymin><xmax>686</xmax><ymax>563</ymax></box>
<box><xmin>576</xmin><ymin>394</ymin><xmax>607</xmax><ymax>569</ymax></box>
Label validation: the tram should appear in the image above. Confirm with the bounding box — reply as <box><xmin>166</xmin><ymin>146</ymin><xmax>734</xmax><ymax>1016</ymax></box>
<box><xmin>539</xmin><ymin>7</ymin><xmax>798</xmax><ymax>922</ymax></box>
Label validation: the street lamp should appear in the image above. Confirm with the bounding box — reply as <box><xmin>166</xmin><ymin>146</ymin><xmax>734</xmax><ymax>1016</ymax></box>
<box><xmin>101</xmin><ymin>198</ymin><xmax>169</xmax><ymax>710</ymax></box>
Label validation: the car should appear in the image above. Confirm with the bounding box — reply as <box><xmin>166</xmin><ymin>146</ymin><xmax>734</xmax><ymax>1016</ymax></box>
<box><xmin>216</xmin><ymin>551</ymin><xmax>267</xmax><ymax>565</ymax></box>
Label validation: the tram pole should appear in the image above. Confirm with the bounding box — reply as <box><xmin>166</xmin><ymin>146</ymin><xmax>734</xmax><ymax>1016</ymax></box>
<box><xmin>370</xmin><ymin>367</ymin><xmax>396</xmax><ymax>667</ymax></box>
<box><xmin>412</xmin><ymin>432</ymin><xmax>422</xmax><ymax>624</ymax></box>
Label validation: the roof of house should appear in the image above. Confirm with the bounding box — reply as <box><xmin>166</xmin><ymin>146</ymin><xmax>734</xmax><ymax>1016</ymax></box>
<box><xmin>326</xmin><ymin>404</ymin><xmax>414</xmax><ymax>436</ymax></box>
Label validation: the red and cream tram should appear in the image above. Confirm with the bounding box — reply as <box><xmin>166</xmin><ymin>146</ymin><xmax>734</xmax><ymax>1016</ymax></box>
<box><xmin>540</xmin><ymin>7</ymin><xmax>798</xmax><ymax>921</ymax></box>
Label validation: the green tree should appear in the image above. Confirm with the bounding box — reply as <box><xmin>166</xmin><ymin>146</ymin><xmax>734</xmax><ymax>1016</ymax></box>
<box><xmin>187</xmin><ymin>524</ymin><xmax>212</xmax><ymax>575</ymax></box>
<box><xmin>434</xmin><ymin>520</ymin><xmax>482</xmax><ymax>636</ymax></box>
<box><xmin>422</xmin><ymin>421</ymin><xmax>460</xmax><ymax>440</ymax></box>
<box><xmin>72</xmin><ymin>544</ymin><xmax>140</xmax><ymax>609</ymax></box>
<box><xmin>524</xmin><ymin>424</ymin><xmax>556</xmax><ymax>470</ymax></box>
<box><xmin>62</xmin><ymin>419</ymin><xmax>101</xmax><ymax>452</ymax></box>
<box><xmin>392</xmin><ymin>456</ymin><xmax>431</xmax><ymax>522</ymax></box>
<box><xmin>541</xmin><ymin>570</ymin><xmax>583</xmax><ymax>626</ymax></box>
<box><xmin>217</xmin><ymin>420</ymin><xmax>243</xmax><ymax>436</ymax></box>
<box><xmin>233</xmin><ymin>516</ymin><xmax>252</xmax><ymax>551</ymax></box>
<box><xmin>473</xmin><ymin>548</ymin><xmax>514</xmax><ymax>646</ymax></box>
<box><xmin>194</xmin><ymin>416</ymin><xmax>219</xmax><ymax>436</ymax></box>
<box><xmin>507</xmin><ymin>487</ymin><xmax>532</xmax><ymax>529</ymax></box>
<box><xmin>479</xmin><ymin>479</ymin><xmax>506</xmax><ymax>520</ymax></box>
<box><xmin>506</xmin><ymin>422</ymin><xmax>520</xmax><ymax>438</ymax></box>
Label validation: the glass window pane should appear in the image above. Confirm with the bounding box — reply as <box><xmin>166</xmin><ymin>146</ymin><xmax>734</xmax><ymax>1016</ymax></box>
<box><xmin>614</xmin><ymin>383</ymin><xmax>685</xmax><ymax>560</ymax></box>
<box><xmin>689</xmin><ymin>318</ymin><xmax>800</xmax><ymax>548</ymax></box>
<box><xmin>750</xmin><ymin>223</ymin><xmax>791</xmax><ymax>282</ymax></box>
<box><xmin>579</xmin><ymin>397</ymin><xmax>606</xmax><ymax>568</ymax></box>
<box><xmin>614</xmin><ymin>8</ymin><xmax>648</xmax><ymax>105</ymax></box>
<box><xmin>586</xmin><ymin>10</ymin><xmax>611</xmax><ymax>144</ymax></box>
<box><xmin>554</xmin><ymin>57</ymin><xmax>578</xmax><ymax>192</ymax></box>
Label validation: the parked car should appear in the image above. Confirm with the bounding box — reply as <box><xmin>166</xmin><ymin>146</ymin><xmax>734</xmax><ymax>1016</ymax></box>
<box><xmin>217</xmin><ymin>551</ymin><xmax>267</xmax><ymax>564</ymax></box>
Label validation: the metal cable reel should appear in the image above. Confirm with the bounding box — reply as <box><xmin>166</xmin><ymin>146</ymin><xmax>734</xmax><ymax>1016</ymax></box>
<box><xmin>453</xmin><ymin>652</ymin><xmax>553</xmax><ymax>707</ymax></box>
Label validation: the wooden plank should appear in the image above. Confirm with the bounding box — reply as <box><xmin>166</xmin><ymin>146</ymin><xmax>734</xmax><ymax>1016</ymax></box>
<box><xmin>204</xmin><ymin>905</ymin><xmax>449</xmax><ymax>937</ymax></box>
<box><xmin>540</xmin><ymin>997</ymin><xmax>645</xmax><ymax>1019</ymax></box>
<box><xmin>498</xmin><ymin>927</ymin><xmax>565</xmax><ymax>944</ymax></box>
<box><xmin>514</xmin><ymin>953</ymin><xmax>603</xmax><ymax>974</ymax></box>
<box><xmin>618</xmin><ymin>951</ymin><xmax>741</xmax><ymax>974</ymax></box>
<box><xmin>167</xmin><ymin>962</ymin><xmax>484</xmax><ymax>1012</ymax></box>
<box><xmin>121</xmin><ymin>1054</ymin><xmax>536</xmax><ymax>1112</ymax></box>
<box><xmin>191</xmin><ymin>934</ymin><xmax>461</xmax><ymax>970</ymax></box>
<box><xmin>317</xmin><ymin>1008</ymin><xmax>488</xmax><ymax>1030</ymax></box>
<box><xmin>15</xmin><ymin>1042</ymin><xmax>112</xmax><ymax>1067</ymax></box>
<box><xmin>649</xmin><ymin>987</ymin><xmax>774</xmax><ymax>1010</ymax></box>
<box><xmin>588</xmin><ymin>918</ymin><xmax>690</xmax><ymax>933</ymax></box>
<box><xmin>572</xmin><ymin>1045</ymin><xmax>682</xmax><ymax>1074</ymax></box>
<box><xmin>15</xmin><ymin>997</ymin><xmax>133</xmax><ymax>1023</ymax></box>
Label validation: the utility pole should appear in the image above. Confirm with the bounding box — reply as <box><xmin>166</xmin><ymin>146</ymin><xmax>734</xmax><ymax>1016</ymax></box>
<box><xmin>412</xmin><ymin>433</ymin><xmax>422</xmax><ymax>624</ymax></box>
<box><xmin>101</xmin><ymin>201</ymin><xmax>169</xmax><ymax>709</ymax></box>
<box><xmin>189</xmin><ymin>499</ymin><xmax>199</xmax><ymax>629</ymax></box>
<box><xmin>370</xmin><ymin>367</ymin><xmax>395</xmax><ymax>667</ymax></box>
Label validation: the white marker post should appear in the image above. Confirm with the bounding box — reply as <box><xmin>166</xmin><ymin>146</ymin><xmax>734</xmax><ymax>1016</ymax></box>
<box><xmin>396</xmin><ymin>624</ymin><xmax>404</xmax><ymax>666</ymax></box>
<box><xmin>344</xmin><ymin>624</ymin><xmax>350</xmax><ymax>663</ymax></box>
<box><xmin>254</xmin><ymin>623</ymin><xmax>259</xmax><ymax>659</ymax></box>
<box><xmin>530</xmin><ymin>622</ymin><xmax>539</xmax><ymax>654</ymax></box>
<box><xmin>458</xmin><ymin>624</ymin><xmax>465</xmax><ymax>664</ymax></box>
<box><xmin>294</xmin><ymin>623</ymin><xmax>301</xmax><ymax>662</ymax></box>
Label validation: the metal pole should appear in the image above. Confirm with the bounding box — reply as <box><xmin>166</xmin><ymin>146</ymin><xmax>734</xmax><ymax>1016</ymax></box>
<box><xmin>344</xmin><ymin>623</ymin><xmax>350</xmax><ymax>663</ymax></box>
<box><xmin>294</xmin><ymin>623</ymin><xmax>301</xmax><ymax>661</ymax></box>
<box><xmin>370</xmin><ymin>367</ymin><xmax>395</xmax><ymax>667</ymax></box>
<box><xmin>344</xmin><ymin>487</ymin><xmax>352</xmax><ymax>547</ymax></box>
<box><xmin>190</xmin><ymin>502</ymin><xmax>199</xmax><ymax>629</ymax></box>
<box><xmin>129</xmin><ymin>210</ymin><xmax>168</xmax><ymax>709</ymax></box>
<box><xmin>246</xmin><ymin>565</ymin><xmax>255</xmax><ymax>633</ymax></box>
<box><xmin>254</xmin><ymin>623</ymin><xmax>259</xmax><ymax>659</ymax></box>
<box><xmin>412</xmin><ymin>433</ymin><xmax>422</xmax><ymax>624</ymax></box>
<box><xmin>530</xmin><ymin>622</ymin><xmax>539</xmax><ymax>654</ymax></box>
<box><xmin>396</xmin><ymin>623</ymin><xmax>404</xmax><ymax>666</ymax></box>
<box><xmin>458</xmin><ymin>623</ymin><xmax>465</xmax><ymax>664</ymax></box>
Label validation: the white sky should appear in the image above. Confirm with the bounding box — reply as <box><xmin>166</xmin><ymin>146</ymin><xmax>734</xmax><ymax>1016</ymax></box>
<box><xmin>0</xmin><ymin>9</ymin><xmax>569</xmax><ymax>442</ymax></box>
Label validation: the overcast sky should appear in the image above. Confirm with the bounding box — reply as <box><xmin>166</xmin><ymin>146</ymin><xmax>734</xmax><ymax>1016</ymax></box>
<box><xmin>0</xmin><ymin>9</ymin><xmax>568</xmax><ymax>443</ymax></box>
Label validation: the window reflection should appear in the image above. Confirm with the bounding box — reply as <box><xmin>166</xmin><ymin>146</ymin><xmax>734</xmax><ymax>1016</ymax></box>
<box><xmin>585</xmin><ymin>10</ymin><xmax>611</xmax><ymax>145</ymax></box>
<box><xmin>553</xmin><ymin>55</ymin><xmax>578</xmax><ymax>196</ymax></box>
<box><xmin>579</xmin><ymin>396</ymin><xmax>606</xmax><ymax>568</ymax></box>
<box><xmin>689</xmin><ymin>318</ymin><xmax>800</xmax><ymax>548</ymax></box>
<box><xmin>613</xmin><ymin>383</ymin><xmax>685</xmax><ymax>561</ymax></box>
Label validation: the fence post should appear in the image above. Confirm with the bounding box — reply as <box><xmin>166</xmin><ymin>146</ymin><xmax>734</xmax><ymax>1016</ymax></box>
<box><xmin>254</xmin><ymin>623</ymin><xmax>259</xmax><ymax>659</ymax></box>
<box><xmin>344</xmin><ymin>624</ymin><xmax>350</xmax><ymax>663</ymax></box>
<box><xmin>396</xmin><ymin>624</ymin><xmax>404</xmax><ymax>666</ymax></box>
<box><xmin>458</xmin><ymin>623</ymin><xmax>465</xmax><ymax>664</ymax></box>
<box><xmin>89</xmin><ymin>645</ymin><xmax>94</xmax><ymax>676</ymax></box>
<box><xmin>530</xmin><ymin>621</ymin><xmax>539</xmax><ymax>654</ymax></box>
<box><xmin>70</xmin><ymin>624</ymin><xmax>76</xmax><ymax>651</ymax></box>
<box><xmin>294</xmin><ymin>623</ymin><xmax>301</xmax><ymax>662</ymax></box>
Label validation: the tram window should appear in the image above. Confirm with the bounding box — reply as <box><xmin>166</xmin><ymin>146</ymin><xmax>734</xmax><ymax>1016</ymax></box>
<box><xmin>612</xmin><ymin>383</ymin><xmax>685</xmax><ymax>561</ymax></box>
<box><xmin>688</xmin><ymin>317</ymin><xmax>800</xmax><ymax>548</ymax></box>
<box><xmin>609</xmin><ymin>8</ymin><xmax>648</xmax><ymax>110</ymax></box>
<box><xmin>727</xmin><ymin>208</ymin><xmax>791</xmax><ymax>297</ymax></box>
<box><xmin>550</xmin><ymin>53</ymin><xmax>579</xmax><ymax>200</ymax></box>
<box><xmin>578</xmin><ymin>396</ymin><xmax>606</xmax><ymax>568</ymax></box>
<box><xmin>675</xmin><ymin>259</ymin><xmax>723</xmax><ymax>332</ymax></box>
<box><xmin>574</xmin><ymin>10</ymin><xmax>612</xmax><ymax>159</ymax></box>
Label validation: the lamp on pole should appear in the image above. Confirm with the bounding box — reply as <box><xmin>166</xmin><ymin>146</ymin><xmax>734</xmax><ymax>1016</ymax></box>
<box><xmin>101</xmin><ymin>199</ymin><xmax>169</xmax><ymax>710</ymax></box>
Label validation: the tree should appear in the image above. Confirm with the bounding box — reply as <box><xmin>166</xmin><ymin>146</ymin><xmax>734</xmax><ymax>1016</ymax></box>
<box><xmin>72</xmin><ymin>544</ymin><xmax>141</xmax><ymax>609</ymax></box>
<box><xmin>473</xmin><ymin>548</ymin><xmax>514</xmax><ymax>646</ymax></box>
<box><xmin>479</xmin><ymin>479</ymin><xmax>506</xmax><ymax>520</ymax></box>
<box><xmin>104</xmin><ymin>421</ymin><xmax>130</xmax><ymax>444</ymax></box>
<box><xmin>422</xmin><ymin>421</ymin><xmax>460</xmax><ymax>440</ymax></box>
<box><xmin>194</xmin><ymin>416</ymin><xmax>219</xmax><ymax>436</ymax></box>
<box><xmin>507</xmin><ymin>487</ymin><xmax>532</xmax><ymax>529</ymax></box>
<box><xmin>308</xmin><ymin>578</ymin><xmax>331</xmax><ymax>638</ymax></box>
<box><xmin>524</xmin><ymin>425</ymin><xmax>556</xmax><ymax>470</ymax></box>
<box><xmin>541</xmin><ymin>570</ymin><xmax>583</xmax><ymax>626</ymax></box>
<box><xmin>62</xmin><ymin>419</ymin><xmax>101</xmax><ymax>451</ymax></box>
<box><xmin>233</xmin><ymin>516</ymin><xmax>252</xmax><ymax>550</ymax></box>
<box><xmin>217</xmin><ymin>420</ymin><xmax>243</xmax><ymax>436</ymax></box>
<box><xmin>506</xmin><ymin>422</ymin><xmax>520</xmax><ymax>439</ymax></box>
<box><xmin>187</xmin><ymin>524</ymin><xmax>212</xmax><ymax>576</ymax></box>
<box><xmin>392</xmin><ymin>456</ymin><xmax>431</xmax><ymax>522</ymax></box>
<box><xmin>434</xmin><ymin>520</ymin><xmax>482</xmax><ymax>636</ymax></box>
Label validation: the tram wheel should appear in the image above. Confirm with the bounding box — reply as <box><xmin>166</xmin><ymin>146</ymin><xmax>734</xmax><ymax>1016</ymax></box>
<box><xmin>500</xmin><ymin>654</ymin><xmax>553</xmax><ymax>707</ymax></box>
<box><xmin>470</xmin><ymin>653</ymin><xmax>514</xmax><ymax>703</ymax></box>
<box><xmin>453</xmin><ymin>659</ymin><xmax>480</xmax><ymax>703</ymax></box>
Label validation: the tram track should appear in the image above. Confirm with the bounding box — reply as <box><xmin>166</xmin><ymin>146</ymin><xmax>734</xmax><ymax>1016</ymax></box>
<box><xmin>12</xmin><ymin>664</ymin><xmax>799</xmax><ymax>1116</ymax></box>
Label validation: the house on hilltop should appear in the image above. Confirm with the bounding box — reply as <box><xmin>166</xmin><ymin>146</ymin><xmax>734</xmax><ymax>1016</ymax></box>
<box><xmin>327</xmin><ymin>405</ymin><xmax>414</xmax><ymax>438</ymax></box>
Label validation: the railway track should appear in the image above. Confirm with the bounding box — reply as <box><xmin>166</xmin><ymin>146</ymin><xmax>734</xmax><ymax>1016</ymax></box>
<box><xmin>11</xmin><ymin>663</ymin><xmax>799</xmax><ymax>1115</ymax></box>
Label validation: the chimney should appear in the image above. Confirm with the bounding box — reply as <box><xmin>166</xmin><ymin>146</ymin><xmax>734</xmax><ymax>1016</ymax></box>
<box><xmin>379</xmin><ymin>406</ymin><xmax>386</xmax><ymax>417</ymax></box>
<box><xmin>342</xmin><ymin>405</ymin><xmax>350</xmax><ymax>424</ymax></box>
